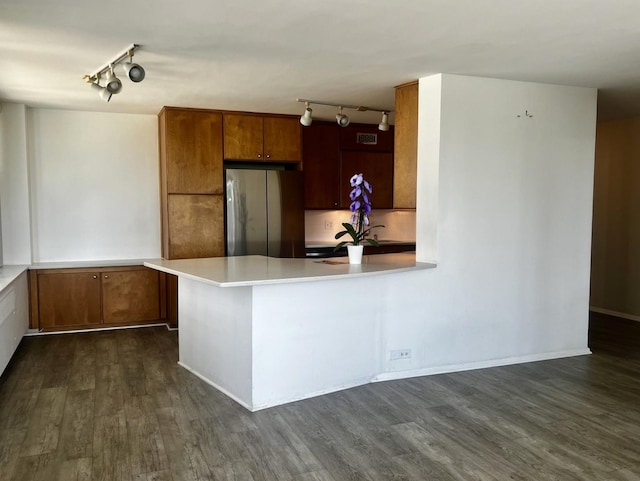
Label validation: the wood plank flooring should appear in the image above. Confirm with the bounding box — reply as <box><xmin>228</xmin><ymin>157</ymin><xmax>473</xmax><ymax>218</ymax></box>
<box><xmin>1</xmin><ymin>313</ymin><xmax>640</xmax><ymax>480</ymax></box>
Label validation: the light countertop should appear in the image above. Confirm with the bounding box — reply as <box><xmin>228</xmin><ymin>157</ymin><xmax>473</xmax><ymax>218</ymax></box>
<box><xmin>0</xmin><ymin>265</ymin><xmax>30</xmax><ymax>292</ymax></box>
<box><xmin>145</xmin><ymin>253</ymin><xmax>435</xmax><ymax>287</ymax></box>
<box><xmin>30</xmin><ymin>259</ymin><xmax>156</xmax><ymax>270</ymax></box>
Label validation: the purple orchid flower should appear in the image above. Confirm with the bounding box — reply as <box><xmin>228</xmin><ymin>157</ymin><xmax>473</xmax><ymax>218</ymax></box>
<box><xmin>334</xmin><ymin>173</ymin><xmax>384</xmax><ymax>250</ymax></box>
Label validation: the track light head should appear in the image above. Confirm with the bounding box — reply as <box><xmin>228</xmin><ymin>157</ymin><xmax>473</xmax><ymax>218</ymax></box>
<box><xmin>91</xmin><ymin>82</ymin><xmax>112</xmax><ymax>102</ymax></box>
<box><xmin>300</xmin><ymin>102</ymin><xmax>313</xmax><ymax>126</ymax></box>
<box><xmin>123</xmin><ymin>51</ymin><xmax>145</xmax><ymax>82</ymax></box>
<box><xmin>336</xmin><ymin>106</ymin><xmax>350</xmax><ymax>127</ymax></box>
<box><xmin>378</xmin><ymin>112</ymin><xmax>389</xmax><ymax>131</ymax></box>
<box><xmin>104</xmin><ymin>65</ymin><xmax>122</xmax><ymax>94</ymax></box>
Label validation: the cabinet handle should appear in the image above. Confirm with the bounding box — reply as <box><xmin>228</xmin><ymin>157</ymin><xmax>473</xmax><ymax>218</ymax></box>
<box><xmin>266</xmin><ymin>154</ymin><xmax>271</xmax><ymax>159</ymax></box>
<box><xmin>257</xmin><ymin>153</ymin><xmax>262</xmax><ymax>158</ymax></box>
<box><xmin>92</xmin><ymin>275</ymin><xmax>98</xmax><ymax>279</ymax></box>
<box><xmin>104</xmin><ymin>275</ymin><xmax>109</xmax><ymax>279</ymax></box>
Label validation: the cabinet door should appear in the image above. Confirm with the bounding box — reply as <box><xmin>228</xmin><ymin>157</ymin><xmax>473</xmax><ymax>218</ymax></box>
<box><xmin>393</xmin><ymin>82</ymin><xmax>418</xmax><ymax>208</ymax></box>
<box><xmin>167</xmin><ymin>194</ymin><xmax>225</xmax><ymax>259</ymax></box>
<box><xmin>303</xmin><ymin>122</ymin><xmax>341</xmax><ymax>209</ymax></box>
<box><xmin>263</xmin><ymin>117</ymin><xmax>301</xmax><ymax>162</ymax></box>
<box><xmin>38</xmin><ymin>271</ymin><xmax>101</xmax><ymax>329</ymax></box>
<box><xmin>163</xmin><ymin>109</ymin><xmax>224</xmax><ymax>194</ymax></box>
<box><xmin>341</xmin><ymin>124</ymin><xmax>394</xmax><ymax>152</ymax></box>
<box><xmin>223</xmin><ymin>114</ymin><xmax>264</xmax><ymax>160</ymax></box>
<box><xmin>340</xmin><ymin>151</ymin><xmax>394</xmax><ymax>209</ymax></box>
<box><xmin>102</xmin><ymin>268</ymin><xmax>160</xmax><ymax>324</ymax></box>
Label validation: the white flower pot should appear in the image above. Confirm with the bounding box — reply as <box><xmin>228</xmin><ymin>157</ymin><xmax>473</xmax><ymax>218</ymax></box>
<box><xmin>347</xmin><ymin>245</ymin><xmax>364</xmax><ymax>265</ymax></box>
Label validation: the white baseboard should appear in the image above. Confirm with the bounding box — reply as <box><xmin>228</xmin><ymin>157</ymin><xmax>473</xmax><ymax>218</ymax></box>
<box><xmin>590</xmin><ymin>306</ymin><xmax>640</xmax><ymax>323</ymax></box>
<box><xmin>371</xmin><ymin>348</ymin><xmax>592</xmax><ymax>383</ymax></box>
<box><xmin>177</xmin><ymin>361</ymin><xmax>254</xmax><ymax>411</ymax></box>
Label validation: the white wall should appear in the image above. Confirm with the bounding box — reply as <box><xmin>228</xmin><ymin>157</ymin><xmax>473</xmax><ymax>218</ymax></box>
<box><xmin>28</xmin><ymin>109</ymin><xmax>160</xmax><ymax>262</ymax></box>
<box><xmin>379</xmin><ymin>75</ymin><xmax>597</xmax><ymax>377</ymax></box>
<box><xmin>0</xmin><ymin>103</ymin><xmax>33</xmax><ymax>264</ymax></box>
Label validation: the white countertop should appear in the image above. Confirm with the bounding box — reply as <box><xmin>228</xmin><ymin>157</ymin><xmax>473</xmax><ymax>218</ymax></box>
<box><xmin>30</xmin><ymin>258</ymin><xmax>155</xmax><ymax>270</ymax></box>
<box><xmin>145</xmin><ymin>253</ymin><xmax>435</xmax><ymax>287</ymax></box>
<box><xmin>0</xmin><ymin>265</ymin><xmax>30</xmax><ymax>292</ymax></box>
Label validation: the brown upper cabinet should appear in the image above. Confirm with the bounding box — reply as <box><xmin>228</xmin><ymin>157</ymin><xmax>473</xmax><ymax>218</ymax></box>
<box><xmin>303</xmin><ymin>122</ymin><xmax>341</xmax><ymax>209</ymax></box>
<box><xmin>340</xmin><ymin>124</ymin><xmax>394</xmax><ymax>152</ymax></box>
<box><xmin>393</xmin><ymin>81</ymin><xmax>418</xmax><ymax>208</ymax></box>
<box><xmin>224</xmin><ymin>114</ymin><xmax>301</xmax><ymax>162</ymax></box>
<box><xmin>303</xmin><ymin>122</ymin><xmax>394</xmax><ymax>209</ymax></box>
<box><xmin>159</xmin><ymin>108</ymin><xmax>224</xmax><ymax>195</ymax></box>
<box><xmin>340</xmin><ymin>151</ymin><xmax>394</xmax><ymax>209</ymax></box>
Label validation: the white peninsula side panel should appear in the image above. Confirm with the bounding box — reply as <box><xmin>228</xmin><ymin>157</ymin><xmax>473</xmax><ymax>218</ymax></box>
<box><xmin>177</xmin><ymin>273</ymin><xmax>388</xmax><ymax>411</ymax></box>
<box><xmin>177</xmin><ymin>277</ymin><xmax>254</xmax><ymax>407</ymax></box>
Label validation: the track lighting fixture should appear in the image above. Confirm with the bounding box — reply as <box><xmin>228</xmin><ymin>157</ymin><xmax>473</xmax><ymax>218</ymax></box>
<box><xmin>299</xmin><ymin>102</ymin><xmax>313</xmax><ymax>126</ymax></box>
<box><xmin>83</xmin><ymin>44</ymin><xmax>145</xmax><ymax>102</ymax></box>
<box><xmin>335</xmin><ymin>106</ymin><xmax>350</xmax><ymax>127</ymax></box>
<box><xmin>123</xmin><ymin>51</ymin><xmax>145</xmax><ymax>82</ymax></box>
<box><xmin>296</xmin><ymin>98</ymin><xmax>392</xmax><ymax>130</ymax></box>
<box><xmin>90</xmin><ymin>82</ymin><xmax>112</xmax><ymax>102</ymax></box>
<box><xmin>104</xmin><ymin>65</ymin><xmax>122</xmax><ymax>94</ymax></box>
<box><xmin>378</xmin><ymin>112</ymin><xmax>389</xmax><ymax>131</ymax></box>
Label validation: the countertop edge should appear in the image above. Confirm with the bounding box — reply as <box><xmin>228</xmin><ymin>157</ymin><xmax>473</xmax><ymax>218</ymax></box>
<box><xmin>30</xmin><ymin>259</ymin><xmax>157</xmax><ymax>270</ymax></box>
<box><xmin>0</xmin><ymin>265</ymin><xmax>30</xmax><ymax>293</ymax></box>
<box><xmin>144</xmin><ymin>255</ymin><xmax>436</xmax><ymax>288</ymax></box>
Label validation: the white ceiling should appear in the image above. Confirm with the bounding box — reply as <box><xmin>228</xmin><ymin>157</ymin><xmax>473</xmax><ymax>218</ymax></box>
<box><xmin>2</xmin><ymin>0</ymin><xmax>640</xmax><ymax>124</ymax></box>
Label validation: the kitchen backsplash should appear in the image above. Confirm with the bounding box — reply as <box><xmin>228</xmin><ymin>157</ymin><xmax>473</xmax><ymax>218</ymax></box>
<box><xmin>305</xmin><ymin>210</ymin><xmax>416</xmax><ymax>243</ymax></box>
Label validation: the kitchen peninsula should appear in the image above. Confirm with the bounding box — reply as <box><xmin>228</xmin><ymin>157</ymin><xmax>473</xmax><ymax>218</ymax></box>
<box><xmin>145</xmin><ymin>253</ymin><xmax>434</xmax><ymax>411</ymax></box>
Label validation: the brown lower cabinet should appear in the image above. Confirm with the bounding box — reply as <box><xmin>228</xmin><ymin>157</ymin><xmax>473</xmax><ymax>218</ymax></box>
<box><xmin>29</xmin><ymin>266</ymin><xmax>168</xmax><ymax>331</ymax></box>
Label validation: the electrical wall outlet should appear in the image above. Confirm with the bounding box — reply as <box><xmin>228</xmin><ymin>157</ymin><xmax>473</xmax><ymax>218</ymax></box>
<box><xmin>324</xmin><ymin>220</ymin><xmax>333</xmax><ymax>231</ymax></box>
<box><xmin>390</xmin><ymin>349</ymin><xmax>412</xmax><ymax>361</ymax></box>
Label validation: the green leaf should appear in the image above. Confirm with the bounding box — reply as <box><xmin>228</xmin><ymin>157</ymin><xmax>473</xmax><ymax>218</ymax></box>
<box><xmin>333</xmin><ymin>241</ymin><xmax>348</xmax><ymax>251</ymax></box>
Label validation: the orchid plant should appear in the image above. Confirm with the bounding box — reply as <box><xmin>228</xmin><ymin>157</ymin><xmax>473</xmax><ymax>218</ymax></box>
<box><xmin>334</xmin><ymin>173</ymin><xmax>384</xmax><ymax>250</ymax></box>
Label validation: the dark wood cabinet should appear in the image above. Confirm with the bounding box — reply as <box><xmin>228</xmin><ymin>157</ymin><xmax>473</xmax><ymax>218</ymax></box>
<box><xmin>159</xmin><ymin>107</ymin><xmax>226</xmax><ymax>260</ymax></box>
<box><xmin>303</xmin><ymin>122</ymin><xmax>341</xmax><ymax>209</ymax></box>
<box><xmin>37</xmin><ymin>271</ymin><xmax>102</xmax><ymax>329</ymax></box>
<box><xmin>159</xmin><ymin>108</ymin><xmax>224</xmax><ymax>195</ymax></box>
<box><xmin>340</xmin><ymin>151</ymin><xmax>394</xmax><ymax>209</ymax></box>
<box><xmin>31</xmin><ymin>266</ymin><xmax>165</xmax><ymax>331</ymax></box>
<box><xmin>102</xmin><ymin>269</ymin><xmax>160</xmax><ymax>324</ymax></box>
<box><xmin>224</xmin><ymin>113</ymin><xmax>301</xmax><ymax>162</ymax></box>
<box><xmin>303</xmin><ymin>122</ymin><xmax>394</xmax><ymax>209</ymax></box>
<box><xmin>340</xmin><ymin>124</ymin><xmax>394</xmax><ymax>152</ymax></box>
<box><xmin>166</xmin><ymin>194</ymin><xmax>224</xmax><ymax>259</ymax></box>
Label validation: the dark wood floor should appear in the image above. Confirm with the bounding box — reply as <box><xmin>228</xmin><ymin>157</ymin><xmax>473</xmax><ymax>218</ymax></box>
<box><xmin>1</xmin><ymin>314</ymin><xmax>640</xmax><ymax>481</ymax></box>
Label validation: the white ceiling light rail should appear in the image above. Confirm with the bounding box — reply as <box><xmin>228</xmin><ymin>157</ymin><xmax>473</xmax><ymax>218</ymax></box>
<box><xmin>296</xmin><ymin>98</ymin><xmax>392</xmax><ymax>131</ymax></box>
<box><xmin>83</xmin><ymin>44</ymin><xmax>145</xmax><ymax>102</ymax></box>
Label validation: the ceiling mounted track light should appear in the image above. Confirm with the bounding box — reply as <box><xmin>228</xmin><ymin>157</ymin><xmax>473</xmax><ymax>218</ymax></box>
<box><xmin>296</xmin><ymin>98</ymin><xmax>393</xmax><ymax>130</ymax></box>
<box><xmin>123</xmin><ymin>51</ymin><xmax>145</xmax><ymax>82</ymax></box>
<box><xmin>104</xmin><ymin>65</ymin><xmax>122</xmax><ymax>94</ymax></box>
<box><xmin>378</xmin><ymin>112</ymin><xmax>389</xmax><ymax>131</ymax></box>
<box><xmin>83</xmin><ymin>44</ymin><xmax>145</xmax><ymax>102</ymax></box>
<box><xmin>90</xmin><ymin>81</ymin><xmax>112</xmax><ymax>102</ymax></box>
<box><xmin>300</xmin><ymin>101</ymin><xmax>313</xmax><ymax>126</ymax></box>
<box><xmin>336</xmin><ymin>106</ymin><xmax>350</xmax><ymax>127</ymax></box>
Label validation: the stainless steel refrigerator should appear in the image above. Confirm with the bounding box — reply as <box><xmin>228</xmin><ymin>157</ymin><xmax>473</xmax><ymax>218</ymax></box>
<box><xmin>225</xmin><ymin>167</ymin><xmax>305</xmax><ymax>258</ymax></box>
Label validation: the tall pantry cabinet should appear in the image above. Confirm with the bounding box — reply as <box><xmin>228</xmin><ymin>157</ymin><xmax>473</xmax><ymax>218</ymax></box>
<box><xmin>158</xmin><ymin>107</ymin><xmax>225</xmax><ymax>259</ymax></box>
